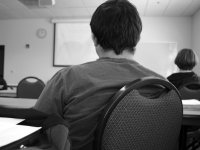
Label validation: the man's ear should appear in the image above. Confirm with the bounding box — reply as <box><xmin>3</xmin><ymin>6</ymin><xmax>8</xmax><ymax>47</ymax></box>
<box><xmin>92</xmin><ymin>33</ymin><xmax>98</xmax><ymax>47</ymax></box>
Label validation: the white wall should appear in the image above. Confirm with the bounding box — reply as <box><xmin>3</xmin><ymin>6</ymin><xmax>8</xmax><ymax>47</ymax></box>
<box><xmin>0</xmin><ymin>19</ymin><xmax>61</xmax><ymax>85</ymax></box>
<box><xmin>0</xmin><ymin>17</ymin><xmax>192</xmax><ymax>85</ymax></box>
<box><xmin>141</xmin><ymin>17</ymin><xmax>192</xmax><ymax>50</ymax></box>
<box><xmin>192</xmin><ymin>9</ymin><xmax>200</xmax><ymax>75</ymax></box>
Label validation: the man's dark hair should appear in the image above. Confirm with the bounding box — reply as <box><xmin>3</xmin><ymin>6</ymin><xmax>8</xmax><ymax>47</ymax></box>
<box><xmin>90</xmin><ymin>0</ymin><xmax>142</xmax><ymax>55</ymax></box>
<box><xmin>175</xmin><ymin>48</ymin><xmax>198</xmax><ymax>70</ymax></box>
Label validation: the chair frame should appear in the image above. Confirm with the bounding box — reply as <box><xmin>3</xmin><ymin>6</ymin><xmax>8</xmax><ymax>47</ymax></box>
<box><xmin>94</xmin><ymin>76</ymin><xmax>182</xmax><ymax>150</ymax></box>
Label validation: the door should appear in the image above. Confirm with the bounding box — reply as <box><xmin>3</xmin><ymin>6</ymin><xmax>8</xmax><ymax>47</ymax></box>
<box><xmin>0</xmin><ymin>45</ymin><xmax>5</xmax><ymax>77</ymax></box>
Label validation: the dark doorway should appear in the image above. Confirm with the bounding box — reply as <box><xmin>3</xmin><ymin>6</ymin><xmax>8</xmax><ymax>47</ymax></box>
<box><xmin>0</xmin><ymin>45</ymin><xmax>5</xmax><ymax>77</ymax></box>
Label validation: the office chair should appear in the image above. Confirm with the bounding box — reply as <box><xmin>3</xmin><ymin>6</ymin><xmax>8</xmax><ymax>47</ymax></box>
<box><xmin>94</xmin><ymin>77</ymin><xmax>183</xmax><ymax>150</ymax></box>
<box><xmin>179</xmin><ymin>82</ymin><xmax>200</xmax><ymax>100</ymax></box>
<box><xmin>17</xmin><ymin>76</ymin><xmax>45</xmax><ymax>99</ymax></box>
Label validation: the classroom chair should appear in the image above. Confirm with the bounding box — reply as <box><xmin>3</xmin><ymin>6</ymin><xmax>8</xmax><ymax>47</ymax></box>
<box><xmin>179</xmin><ymin>82</ymin><xmax>200</xmax><ymax>100</ymax></box>
<box><xmin>94</xmin><ymin>77</ymin><xmax>183</xmax><ymax>150</ymax></box>
<box><xmin>17</xmin><ymin>76</ymin><xmax>45</xmax><ymax>99</ymax></box>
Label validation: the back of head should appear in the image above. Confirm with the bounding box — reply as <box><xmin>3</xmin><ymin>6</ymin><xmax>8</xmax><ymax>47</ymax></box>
<box><xmin>90</xmin><ymin>0</ymin><xmax>142</xmax><ymax>55</ymax></box>
<box><xmin>175</xmin><ymin>48</ymin><xmax>198</xmax><ymax>70</ymax></box>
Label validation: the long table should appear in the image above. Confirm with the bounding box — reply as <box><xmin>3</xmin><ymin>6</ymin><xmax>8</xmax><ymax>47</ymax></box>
<box><xmin>0</xmin><ymin>98</ymin><xmax>199</xmax><ymax>115</ymax></box>
<box><xmin>0</xmin><ymin>98</ymin><xmax>200</xmax><ymax>149</ymax></box>
<box><xmin>0</xmin><ymin>97</ymin><xmax>37</xmax><ymax>109</ymax></box>
<box><xmin>182</xmin><ymin>99</ymin><xmax>200</xmax><ymax>127</ymax></box>
<box><xmin>0</xmin><ymin>87</ymin><xmax>17</xmax><ymax>98</ymax></box>
<box><xmin>0</xmin><ymin>97</ymin><xmax>39</xmax><ymax>149</ymax></box>
<box><xmin>180</xmin><ymin>100</ymin><xmax>200</xmax><ymax>150</ymax></box>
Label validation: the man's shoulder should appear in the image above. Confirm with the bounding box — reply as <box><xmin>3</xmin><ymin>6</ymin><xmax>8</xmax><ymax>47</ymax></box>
<box><xmin>58</xmin><ymin>60</ymin><xmax>100</xmax><ymax>75</ymax></box>
<box><xmin>136</xmin><ymin>63</ymin><xmax>165</xmax><ymax>80</ymax></box>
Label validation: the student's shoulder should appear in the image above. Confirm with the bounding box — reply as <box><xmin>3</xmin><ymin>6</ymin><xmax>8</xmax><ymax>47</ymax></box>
<box><xmin>136</xmin><ymin>62</ymin><xmax>165</xmax><ymax>80</ymax></box>
<box><xmin>167</xmin><ymin>73</ymin><xmax>180</xmax><ymax>79</ymax></box>
<box><xmin>57</xmin><ymin>60</ymin><xmax>99</xmax><ymax>75</ymax></box>
<box><xmin>68</xmin><ymin>60</ymin><xmax>101</xmax><ymax>70</ymax></box>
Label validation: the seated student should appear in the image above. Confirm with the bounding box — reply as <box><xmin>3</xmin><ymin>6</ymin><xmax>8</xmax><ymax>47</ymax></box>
<box><xmin>0</xmin><ymin>75</ymin><xmax>7</xmax><ymax>90</ymax></box>
<box><xmin>33</xmin><ymin>0</ymin><xmax>164</xmax><ymax>149</ymax></box>
<box><xmin>167</xmin><ymin>48</ymin><xmax>200</xmax><ymax>89</ymax></box>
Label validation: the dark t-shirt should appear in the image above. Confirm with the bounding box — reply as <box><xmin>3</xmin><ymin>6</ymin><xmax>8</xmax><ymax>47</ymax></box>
<box><xmin>167</xmin><ymin>72</ymin><xmax>200</xmax><ymax>89</ymax></box>
<box><xmin>34</xmin><ymin>57</ymin><xmax>164</xmax><ymax>150</ymax></box>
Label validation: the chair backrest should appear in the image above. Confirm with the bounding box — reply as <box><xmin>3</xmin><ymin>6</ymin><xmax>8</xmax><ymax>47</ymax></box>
<box><xmin>94</xmin><ymin>77</ymin><xmax>183</xmax><ymax>150</ymax></box>
<box><xmin>179</xmin><ymin>82</ymin><xmax>200</xmax><ymax>100</ymax></box>
<box><xmin>17</xmin><ymin>76</ymin><xmax>45</xmax><ymax>99</ymax></box>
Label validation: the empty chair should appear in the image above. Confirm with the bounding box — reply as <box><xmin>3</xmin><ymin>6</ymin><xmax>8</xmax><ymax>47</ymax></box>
<box><xmin>179</xmin><ymin>82</ymin><xmax>200</xmax><ymax>100</ymax></box>
<box><xmin>94</xmin><ymin>77</ymin><xmax>183</xmax><ymax>150</ymax></box>
<box><xmin>17</xmin><ymin>76</ymin><xmax>45</xmax><ymax>99</ymax></box>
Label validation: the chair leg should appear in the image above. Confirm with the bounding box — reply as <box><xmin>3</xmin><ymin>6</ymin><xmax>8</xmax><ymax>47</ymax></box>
<box><xmin>180</xmin><ymin>126</ymin><xmax>187</xmax><ymax>150</ymax></box>
<box><xmin>187</xmin><ymin>137</ymin><xmax>200</xmax><ymax>150</ymax></box>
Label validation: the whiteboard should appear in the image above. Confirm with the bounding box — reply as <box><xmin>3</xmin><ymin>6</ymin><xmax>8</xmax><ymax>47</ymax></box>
<box><xmin>53</xmin><ymin>22</ymin><xmax>177</xmax><ymax>77</ymax></box>
<box><xmin>54</xmin><ymin>23</ymin><xmax>97</xmax><ymax>66</ymax></box>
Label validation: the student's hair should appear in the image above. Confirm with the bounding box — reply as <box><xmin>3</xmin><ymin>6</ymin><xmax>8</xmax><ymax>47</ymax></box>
<box><xmin>90</xmin><ymin>0</ymin><xmax>142</xmax><ymax>55</ymax></box>
<box><xmin>175</xmin><ymin>48</ymin><xmax>198</xmax><ymax>70</ymax></box>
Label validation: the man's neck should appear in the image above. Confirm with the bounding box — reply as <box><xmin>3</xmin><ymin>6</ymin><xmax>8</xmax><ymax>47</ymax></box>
<box><xmin>179</xmin><ymin>70</ymin><xmax>193</xmax><ymax>73</ymax></box>
<box><xmin>98</xmin><ymin>49</ymin><xmax>135</xmax><ymax>60</ymax></box>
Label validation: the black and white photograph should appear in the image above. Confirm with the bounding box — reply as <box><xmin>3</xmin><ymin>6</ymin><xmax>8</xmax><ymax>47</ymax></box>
<box><xmin>0</xmin><ymin>0</ymin><xmax>200</xmax><ymax>150</ymax></box>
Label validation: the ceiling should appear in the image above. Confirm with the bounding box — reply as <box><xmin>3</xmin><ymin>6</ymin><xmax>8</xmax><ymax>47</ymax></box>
<box><xmin>0</xmin><ymin>0</ymin><xmax>200</xmax><ymax>20</ymax></box>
